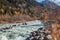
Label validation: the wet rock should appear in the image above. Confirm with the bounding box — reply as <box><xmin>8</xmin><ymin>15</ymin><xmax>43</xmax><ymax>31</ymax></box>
<box><xmin>26</xmin><ymin>27</ymin><xmax>52</xmax><ymax>40</ymax></box>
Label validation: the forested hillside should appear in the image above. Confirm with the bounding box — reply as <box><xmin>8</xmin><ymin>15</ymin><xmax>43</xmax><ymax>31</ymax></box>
<box><xmin>0</xmin><ymin>0</ymin><xmax>60</xmax><ymax>23</ymax></box>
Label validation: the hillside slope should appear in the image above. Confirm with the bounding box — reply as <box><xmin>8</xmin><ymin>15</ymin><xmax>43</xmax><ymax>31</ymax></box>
<box><xmin>0</xmin><ymin>0</ymin><xmax>60</xmax><ymax>23</ymax></box>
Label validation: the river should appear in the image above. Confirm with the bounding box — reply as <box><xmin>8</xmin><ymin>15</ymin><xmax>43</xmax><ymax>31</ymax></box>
<box><xmin>0</xmin><ymin>20</ymin><xmax>43</xmax><ymax>40</ymax></box>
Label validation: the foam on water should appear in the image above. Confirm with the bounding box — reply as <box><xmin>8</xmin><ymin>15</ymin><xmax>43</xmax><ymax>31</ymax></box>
<box><xmin>0</xmin><ymin>35</ymin><xmax>8</xmax><ymax>40</ymax></box>
<box><xmin>0</xmin><ymin>20</ymin><xmax>43</xmax><ymax>40</ymax></box>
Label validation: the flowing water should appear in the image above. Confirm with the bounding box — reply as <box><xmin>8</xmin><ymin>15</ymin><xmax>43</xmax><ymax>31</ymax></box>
<box><xmin>0</xmin><ymin>20</ymin><xmax>43</xmax><ymax>40</ymax></box>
